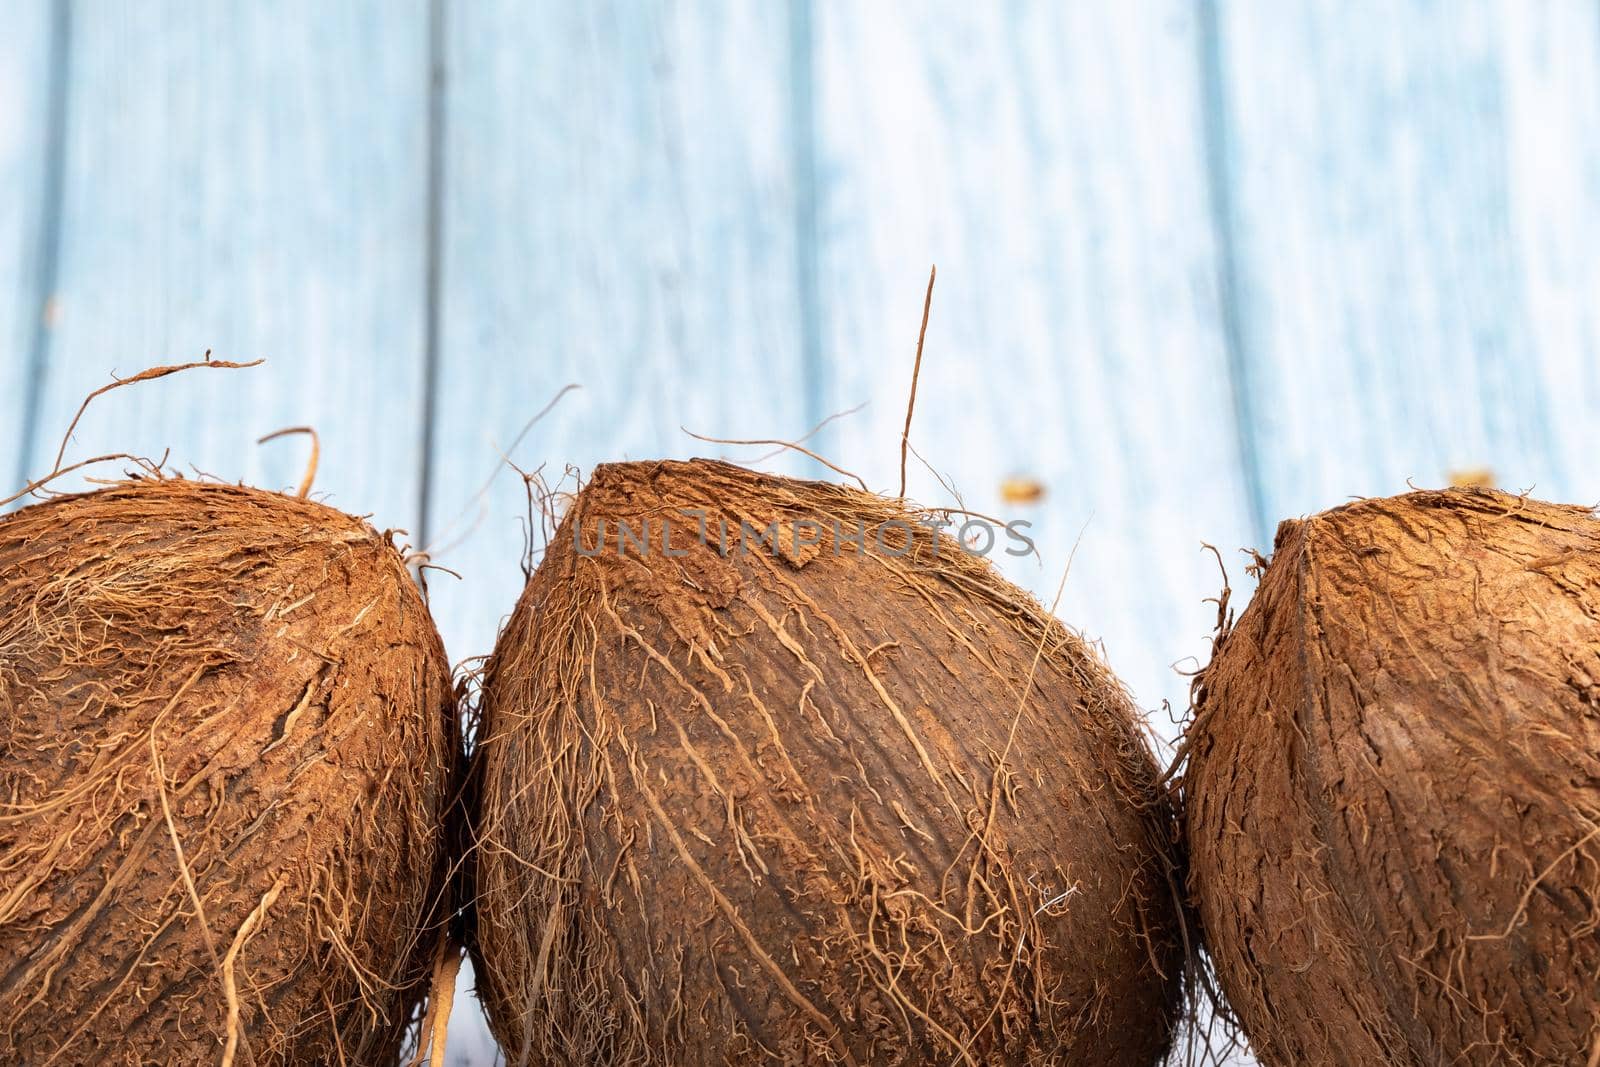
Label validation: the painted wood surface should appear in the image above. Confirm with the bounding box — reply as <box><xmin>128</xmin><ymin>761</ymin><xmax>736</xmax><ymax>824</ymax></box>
<box><xmin>810</xmin><ymin>1</ymin><xmax>1260</xmax><ymax>743</ymax></box>
<box><xmin>423</xmin><ymin>0</ymin><xmax>813</xmax><ymax>679</ymax></box>
<box><xmin>0</xmin><ymin>2</ymin><xmax>57</xmax><ymax>479</ymax></box>
<box><xmin>1211</xmin><ymin>0</ymin><xmax>1600</xmax><ymax>524</ymax></box>
<box><xmin>426</xmin><ymin>3</ymin><xmax>811</xmax><ymax>1059</ymax></box>
<box><xmin>13</xmin><ymin>0</ymin><xmax>432</xmax><ymax>530</ymax></box>
<box><xmin>8</xmin><ymin>1</ymin><xmax>1600</xmax><ymax>1063</ymax></box>
<box><xmin>1490</xmin><ymin>0</ymin><xmax>1600</xmax><ymax>506</ymax></box>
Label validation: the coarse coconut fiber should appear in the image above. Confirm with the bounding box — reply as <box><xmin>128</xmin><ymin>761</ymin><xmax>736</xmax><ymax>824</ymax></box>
<box><xmin>468</xmin><ymin>459</ymin><xmax>1184</xmax><ymax>1066</ymax></box>
<box><xmin>0</xmin><ymin>478</ymin><xmax>458</xmax><ymax>1065</ymax></box>
<box><xmin>1185</xmin><ymin>488</ymin><xmax>1600</xmax><ymax>1065</ymax></box>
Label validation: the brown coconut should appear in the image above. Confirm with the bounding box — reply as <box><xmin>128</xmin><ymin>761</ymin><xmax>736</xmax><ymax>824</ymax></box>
<box><xmin>1184</xmin><ymin>488</ymin><xmax>1600</xmax><ymax>1065</ymax></box>
<box><xmin>0</xmin><ymin>478</ymin><xmax>458</xmax><ymax>1065</ymax></box>
<box><xmin>468</xmin><ymin>459</ymin><xmax>1183</xmax><ymax>1065</ymax></box>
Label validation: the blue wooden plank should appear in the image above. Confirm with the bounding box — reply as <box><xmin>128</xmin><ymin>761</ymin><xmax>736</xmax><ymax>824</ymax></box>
<box><xmin>20</xmin><ymin>6</ymin><xmax>457</xmax><ymax>1063</ymax></box>
<box><xmin>1</xmin><ymin>2</ymin><xmax>59</xmax><ymax>487</ymax></box>
<box><xmin>809</xmin><ymin>2</ymin><xmax>1260</xmax><ymax>742</ymax></box>
<box><xmin>19</xmin><ymin>0</ymin><xmax>432</xmax><ymax>534</ymax></box>
<box><xmin>424</xmin><ymin>0</ymin><xmax>811</xmax><ymax>667</ymax></box>
<box><xmin>9</xmin><ymin>14</ymin><xmax>449</xmax><ymax>1058</ymax></box>
<box><xmin>1493</xmin><ymin>0</ymin><xmax>1600</xmax><ymax>504</ymax></box>
<box><xmin>1209</xmin><ymin>0</ymin><xmax>1599</xmax><ymax>523</ymax></box>
<box><xmin>428</xmin><ymin>4</ymin><xmax>810</xmax><ymax>1060</ymax></box>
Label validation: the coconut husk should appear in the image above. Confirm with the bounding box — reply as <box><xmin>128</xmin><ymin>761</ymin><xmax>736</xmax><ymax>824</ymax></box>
<box><xmin>1184</xmin><ymin>488</ymin><xmax>1600</xmax><ymax>1065</ymax></box>
<box><xmin>0</xmin><ymin>478</ymin><xmax>458</xmax><ymax>1065</ymax></box>
<box><xmin>468</xmin><ymin>459</ymin><xmax>1183</xmax><ymax>1066</ymax></box>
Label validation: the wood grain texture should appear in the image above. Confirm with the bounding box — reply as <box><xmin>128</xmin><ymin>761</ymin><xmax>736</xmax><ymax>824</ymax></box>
<box><xmin>428</xmin><ymin>7</ymin><xmax>811</xmax><ymax>1058</ymax></box>
<box><xmin>1494</xmin><ymin>0</ymin><xmax>1600</xmax><ymax>507</ymax></box>
<box><xmin>1209</xmin><ymin>0</ymin><xmax>1600</xmax><ymax>524</ymax></box>
<box><xmin>17</xmin><ymin>0</ymin><xmax>431</xmax><ymax>530</ymax></box>
<box><xmin>424</xmin><ymin>0</ymin><xmax>811</xmax><ymax>673</ymax></box>
<box><xmin>0</xmin><ymin>1</ymin><xmax>58</xmax><ymax>485</ymax></box>
<box><xmin>808</xmin><ymin>1</ymin><xmax>1259</xmax><ymax>739</ymax></box>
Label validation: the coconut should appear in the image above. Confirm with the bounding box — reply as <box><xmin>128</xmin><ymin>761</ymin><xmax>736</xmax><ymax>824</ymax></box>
<box><xmin>1184</xmin><ymin>488</ymin><xmax>1600</xmax><ymax>1065</ymax></box>
<box><xmin>0</xmin><ymin>478</ymin><xmax>458</xmax><ymax>1065</ymax></box>
<box><xmin>468</xmin><ymin>459</ymin><xmax>1182</xmax><ymax>1065</ymax></box>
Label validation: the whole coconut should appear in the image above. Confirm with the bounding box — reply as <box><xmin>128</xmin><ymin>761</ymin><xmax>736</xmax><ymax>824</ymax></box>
<box><xmin>1185</xmin><ymin>488</ymin><xmax>1600</xmax><ymax>1065</ymax></box>
<box><xmin>0</xmin><ymin>479</ymin><xmax>458</xmax><ymax>1065</ymax></box>
<box><xmin>469</xmin><ymin>459</ymin><xmax>1182</xmax><ymax>1066</ymax></box>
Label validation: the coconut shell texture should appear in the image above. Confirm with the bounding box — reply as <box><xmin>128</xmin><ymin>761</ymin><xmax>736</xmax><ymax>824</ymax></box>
<box><xmin>469</xmin><ymin>460</ymin><xmax>1182</xmax><ymax>1066</ymax></box>
<box><xmin>0</xmin><ymin>480</ymin><xmax>457</xmax><ymax>1065</ymax></box>
<box><xmin>1185</xmin><ymin>489</ymin><xmax>1600</xmax><ymax>1065</ymax></box>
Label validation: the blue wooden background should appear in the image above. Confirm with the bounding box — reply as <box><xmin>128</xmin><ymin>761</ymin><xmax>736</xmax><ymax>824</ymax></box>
<box><xmin>6</xmin><ymin>2</ymin><xmax>1599</xmax><ymax>1062</ymax></box>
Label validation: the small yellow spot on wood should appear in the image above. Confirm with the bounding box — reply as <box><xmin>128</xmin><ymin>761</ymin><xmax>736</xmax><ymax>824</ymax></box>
<box><xmin>1000</xmin><ymin>477</ymin><xmax>1046</xmax><ymax>505</ymax></box>
<box><xmin>1448</xmin><ymin>467</ymin><xmax>1495</xmax><ymax>489</ymax></box>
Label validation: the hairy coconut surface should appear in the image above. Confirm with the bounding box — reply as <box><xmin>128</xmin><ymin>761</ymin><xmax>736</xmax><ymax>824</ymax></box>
<box><xmin>469</xmin><ymin>459</ymin><xmax>1182</xmax><ymax>1066</ymax></box>
<box><xmin>1185</xmin><ymin>488</ymin><xmax>1600</xmax><ymax>1065</ymax></box>
<box><xmin>0</xmin><ymin>479</ymin><xmax>458</xmax><ymax>1066</ymax></box>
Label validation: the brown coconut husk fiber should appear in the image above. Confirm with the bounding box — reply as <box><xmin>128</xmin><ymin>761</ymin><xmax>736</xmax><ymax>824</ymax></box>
<box><xmin>0</xmin><ymin>477</ymin><xmax>459</xmax><ymax>1065</ymax></box>
<box><xmin>467</xmin><ymin>458</ymin><xmax>1184</xmax><ymax>1065</ymax></box>
<box><xmin>1183</xmin><ymin>488</ymin><xmax>1600</xmax><ymax>1065</ymax></box>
